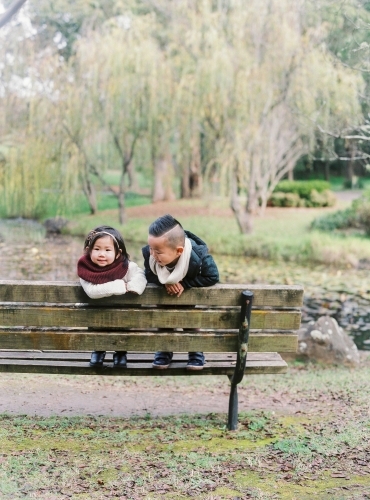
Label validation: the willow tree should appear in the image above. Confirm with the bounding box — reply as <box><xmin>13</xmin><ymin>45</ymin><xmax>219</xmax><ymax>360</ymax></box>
<box><xmin>2</xmin><ymin>0</ymin><xmax>366</xmax><ymax>225</ymax></box>
<box><xmin>306</xmin><ymin>0</ymin><xmax>370</xmax><ymax>178</ymax></box>
<box><xmin>145</xmin><ymin>32</ymin><xmax>176</xmax><ymax>203</ymax></box>
<box><xmin>0</xmin><ymin>16</ymin><xmax>77</xmax><ymax>218</ymax></box>
<box><xmin>61</xmin><ymin>15</ymin><xmax>162</xmax><ymax>222</ymax></box>
<box><xmin>190</xmin><ymin>0</ymin><xmax>364</xmax><ymax>233</ymax></box>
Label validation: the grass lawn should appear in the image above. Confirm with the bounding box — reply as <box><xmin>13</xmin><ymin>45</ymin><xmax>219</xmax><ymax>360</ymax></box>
<box><xmin>1</xmin><ymin>362</ymin><xmax>369</xmax><ymax>499</ymax></box>
<box><xmin>66</xmin><ymin>196</ymin><xmax>370</xmax><ymax>268</ymax></box>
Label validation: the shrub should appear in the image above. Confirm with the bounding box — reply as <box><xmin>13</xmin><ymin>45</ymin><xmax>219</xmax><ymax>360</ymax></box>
<box><xmin>274</xmin><ymin>180</ymin><xmax>331</xmax><ymax>199</ymax></box>
<box><xmin>269</xmin><ymin>181</ymin><xmax>335</xmax><ymax>208</ymax></box>
<box><xmin>269</xmin><ymin>191</ymin><xmax>300</xmax><ymax>207</ymax></box>
<box><xmin>357</xmin><ymin>202</ymin><xmax>370</xmax><ymax>235</ymax></box>
<box><xmin>352</xmin><ymin>190</ymin><xmax>370</xmax><ymax>235</ymax></box>
<box><xmin>310</xmin><ymin>190</ymin><xmax>370</xmax><ymax>232</ymax></box>
<box><xmin>352</xmin><ymin>187</ymin><xmax>370</xmax><ymax>209</ymax></box>
<box><xmin>309</xmin><ymin>189</ymin><xmax>337</xmax><ymax>207</ymax></box>
<box><xmin>310</xmin><ymin>208</ymin><xmax>357</xmax><ymax>231</ymax></box>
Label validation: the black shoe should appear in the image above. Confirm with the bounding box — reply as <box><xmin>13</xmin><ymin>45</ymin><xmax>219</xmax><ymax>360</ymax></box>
<box><xmin>186</xmin><ymin>352</ymin><xmax>205</xmax><ymax>371</ymax></box>
<box><xmin>113</xmin><ymin>351</ymin><xmax>127</xmax><ymax>368</ymax></box>
<box><xmin>90</xmin><ymin>351</ymin><xmax>106</xmax><ymax>367</ymax></box>
<box><xmin>152</xmin><ymin>351</ymin><xmax>173</xmax><ymax>369</ymax></box>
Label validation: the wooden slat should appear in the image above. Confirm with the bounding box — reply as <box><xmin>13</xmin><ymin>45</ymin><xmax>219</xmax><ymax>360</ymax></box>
<box><xmin>0</xmin><ymin>351</ymin><xmax>281</xmax><ymax>361</ymax></box>
<box><xmin>0</xmin><ymin>307</ymin><xmax>301</xmax><ymax>330</ymax></box>
<box><xmin>0</xmin><ymin>329</ymin><xmax>298</xmax><ymax>352</ymax></box>
<box><xmin>0</xmin><ymin>281</ymin><xmax>304</xmax><ymax>307</ymax></box>
<box><xmin>0</xmin><ymin>352</ymin><xmax>287</xmax><ymax>375</ymax></box>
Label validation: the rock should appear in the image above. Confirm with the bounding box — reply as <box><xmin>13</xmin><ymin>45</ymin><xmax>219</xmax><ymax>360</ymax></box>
<box><xmin>298</xmin><ymin>316</ymin><xmax>360</xmax><ymax>367</ymax></box>
<box><xmin>43</xmin><ymin>217</ymin><xmax>69</xmax><ymax>235</ymax></box>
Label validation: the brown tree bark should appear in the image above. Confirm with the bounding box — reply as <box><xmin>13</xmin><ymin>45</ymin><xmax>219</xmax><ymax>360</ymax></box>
<box><xmin>230</xmin><ymin>172</ymin><xmax>254</xmax><ymax>234</ymax></box>
<box><xmin>152</xmin><ymin>154</ymin><xmax>176</xmax><ymax>202</ymax></box>
<box><xmin>81</xmin><ymin>162</ymin><xmax>97</xmax><ymax>215</ymax></box>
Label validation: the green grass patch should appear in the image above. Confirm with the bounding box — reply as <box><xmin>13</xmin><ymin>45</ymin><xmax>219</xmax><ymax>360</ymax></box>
<box><xmin>66</xmin><ymin>197</ymin><xmax>370</xmax><ymax>268</ymax></box>
<box><xmin>43</xmin><ymin>191</ymin><xmax>151</xmax><ymax>219</ymax></box>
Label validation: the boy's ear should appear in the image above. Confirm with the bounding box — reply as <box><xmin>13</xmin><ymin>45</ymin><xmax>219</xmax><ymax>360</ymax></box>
<box><xmin>176</xmin><ymin>246</ymin><xmax>184</xmax><ymax>256</ymax></box>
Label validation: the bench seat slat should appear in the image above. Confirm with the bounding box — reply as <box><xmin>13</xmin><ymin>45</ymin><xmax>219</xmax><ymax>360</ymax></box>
<box><xmin>0</xmin><ymin>351</ymin><xmax>288</xmax><ymax>375</ymax></box>
<box><xmin>0</xmin><ymin>330</ymin><xmax>298</xmax><ymax>352</ymax></box>
<box><xmin>0</xmin><ymin>307</ymin><xmax>301</xmax><ymax>330</ymax></box>
<box><xmin>0</xmin><ymin>351</ymin><xmax>284</xmax><ymax>361</ymax></box>
<box><xmin>0</xmin><ymin>281</ymin><xmax>304</xmax><ymax>307</ymax></box>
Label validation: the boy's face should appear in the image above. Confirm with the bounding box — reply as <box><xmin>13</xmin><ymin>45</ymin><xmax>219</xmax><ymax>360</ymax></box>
<box><xmin>90</xmin><ymin>235</ymin><xmax>120</xmax><ymax>267</ymax></box>
<box><xmin>148</xmin><ymin>234</ymin><xmax>183</xmax><ymax>267</ymax></box>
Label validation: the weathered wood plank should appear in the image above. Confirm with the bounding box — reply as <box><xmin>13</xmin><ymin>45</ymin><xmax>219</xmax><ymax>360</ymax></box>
<box><xmin>0</xmin><ymin>307</ymin><xmax>301</xmax><ymax>330</ymax></box>
<box><xmin>0</xmin><ymin>330</ymin><xmax>298</xmax><ymax>352</ymax></box>
<box><xmin>0</xmin><ymin>351</ymin><xmax>285</xmax><ymax>361</ymax></box>
<box><xmin>0</xmin><ymin>354</ymin><xmax>287</xmax><ymax>375</ymax></box>
<box><xmin>0</xmin><ymin>281</ymin><xmax>304</xmax><ymax>307</ymax></box>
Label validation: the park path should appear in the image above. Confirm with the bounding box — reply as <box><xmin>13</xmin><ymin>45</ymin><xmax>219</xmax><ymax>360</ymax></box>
<box><xmin>0</xmin><ymin>372</ymin><xmax>302</xmax><ymax>418</ymax></box>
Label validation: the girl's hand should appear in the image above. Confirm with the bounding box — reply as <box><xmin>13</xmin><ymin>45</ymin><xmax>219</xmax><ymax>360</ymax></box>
<box><xmin>165</xmin><ymin>283</ymin><xmax>184</xmax><ymax>297</ymax></box>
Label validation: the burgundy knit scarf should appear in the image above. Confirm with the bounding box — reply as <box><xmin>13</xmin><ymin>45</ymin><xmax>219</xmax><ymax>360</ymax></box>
<box><xmin>77</xmin><ymin>254</ymin><xmax>129</xmax><ymax>284</ymax></box>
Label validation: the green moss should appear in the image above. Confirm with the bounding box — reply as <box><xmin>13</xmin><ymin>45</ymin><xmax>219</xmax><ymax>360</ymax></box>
<box><xmin>234</xmin><ymin>470</ymin><xmax>370</xmax><ymax>499</ymax></box>
<box><xmin>170</xmin><ymin>436</ymin><xmax>276</xmax><ymax>453</ymax></box>
<box><xmin>0</xmin><ymin>437</ymin><xmax>101</xmax><ymax>453</ymax></box>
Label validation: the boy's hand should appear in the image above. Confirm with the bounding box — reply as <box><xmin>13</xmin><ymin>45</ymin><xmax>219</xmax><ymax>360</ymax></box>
<box><xmin>165</xmin><ymin>283</ymin><xmax>184</xmax><ymax>297</ymax></box>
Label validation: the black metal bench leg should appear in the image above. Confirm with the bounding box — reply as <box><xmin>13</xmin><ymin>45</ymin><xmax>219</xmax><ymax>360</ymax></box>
<box><xmin>228</xmin><ymin>380</ymin><xmax>238</xmax><ymax>431</ymax></box>
<box><xmin>227</xmin><ymin>290</ymin><xmax>253</xmax><ymax>431</ymax></box>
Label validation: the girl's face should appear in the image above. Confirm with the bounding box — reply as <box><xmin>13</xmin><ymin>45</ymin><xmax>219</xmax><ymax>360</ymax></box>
<box><xmin>90</xmin><ymin>235</ymin><xmax>120</xmax><ymax>267</ymax></box>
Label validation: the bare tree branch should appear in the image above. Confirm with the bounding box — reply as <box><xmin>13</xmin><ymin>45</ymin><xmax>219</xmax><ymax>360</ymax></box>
<box><xmin>62</xmin><ymin>122</ymin><xmax>118</xmax><ymax>197</ymax></box>
<box><xmin>0</xmin><ymin>0</ymin><xmax>27</xmax><ymax>28</ymax></box>
<box><xmin>317</xmin><ymin>123</ymin><xmax>370</xmax><ymax>142</ymax></box>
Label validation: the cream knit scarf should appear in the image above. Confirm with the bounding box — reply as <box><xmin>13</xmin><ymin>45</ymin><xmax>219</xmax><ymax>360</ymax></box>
<box><xmin>149</xmin><ymin>237</ymin><xmax>192</xmax><ymax>284</ymax></box>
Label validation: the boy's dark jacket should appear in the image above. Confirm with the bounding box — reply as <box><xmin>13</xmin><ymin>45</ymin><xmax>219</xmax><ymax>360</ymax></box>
<box><xmin>142</xmin><ymin>230</ymin><xmax>219</xmax><ymax>288</ymax></box>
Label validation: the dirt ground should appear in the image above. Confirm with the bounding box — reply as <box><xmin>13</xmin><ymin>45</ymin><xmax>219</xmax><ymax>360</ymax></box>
<box><xmin>0</xmin><ymin>372</ymin><xmax>297</xmax><ymax>418</ymax></box>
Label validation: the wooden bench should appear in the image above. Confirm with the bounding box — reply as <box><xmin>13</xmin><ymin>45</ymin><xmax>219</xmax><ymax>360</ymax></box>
<box><xmin>0</xmin><ymin>280</ymin><xmax>303</xmax><ymax>430</ymax></box>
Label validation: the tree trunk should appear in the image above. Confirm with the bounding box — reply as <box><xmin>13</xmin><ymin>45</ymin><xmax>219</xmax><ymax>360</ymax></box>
<box><xmin>344</xmin><ymin>139</ymin><xmax>355</xmax><ymax>187</ymax></box>
<box><xmin>180</xmin><ymin>138</ymin><xmax>202</xmax><ymax>198</ymax></box>
<box><xmin>118</xmin><ymin>172</ymin><xmax>125</xmax><ymax>224</ymax></box>
<box><xmin>324</xmin><ymin>161</ymin><xmax>330</xmax><ymax>181</ymax></box>
<box><xmin>152</xmin><ymin>155</ymin><xmax>176</xmax><ymax>202</ymax></box>
<box><xmin>82</xmin><ymin>183</ymin><xmax>97</xmax><ymax>215</ymax></box>
<box><xmin>181</xmin><ymin>168</ymin><xmax>203</xmax><ymax>198</ymax></box>
<box><xmin>230</xmin><ymin>172</ymin><xmax>254</xmax><ymax>234</ymax></box>
<box><xmin>180</xmin><ymin>171</ymin><xmax>190</xmax><ymax>198</ymax></box>
<box><xmin>189</xmin><ymin>140</ymin><xmax>202</xmax><ymax>197</ymax></box>
<box><xmin>81</xmin><ymin>163</ymin><xmax>97</xmax><ymax>214</ymax></box>
<box><xmin>231</xmin><ymin>202</ymin><xmax>254</xmax><ymax>234</ymax></box>
<box><xmin>126</xmin><ymin>159</ymin><xmax>139</xmax><ymax>191</ymax></box>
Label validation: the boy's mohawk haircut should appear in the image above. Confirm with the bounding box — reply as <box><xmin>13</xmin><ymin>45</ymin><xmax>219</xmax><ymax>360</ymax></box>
<box><xmin>149</xmin><ymin>214</ymin><xmax>183</xmax><ymax>237</ymax></box>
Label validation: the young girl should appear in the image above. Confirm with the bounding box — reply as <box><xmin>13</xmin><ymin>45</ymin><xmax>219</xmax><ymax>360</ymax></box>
<box><xmin>77</xmin><ymin>225</ymin><xmax>147</xmax><ymax>368</ymax></box>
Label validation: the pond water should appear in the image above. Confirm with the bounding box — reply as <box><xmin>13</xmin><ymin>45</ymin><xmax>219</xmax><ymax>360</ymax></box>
<box><xmin>1</xmin><ymin>218</ymin><xmax>370</xmax><ymax>350</ymax></box>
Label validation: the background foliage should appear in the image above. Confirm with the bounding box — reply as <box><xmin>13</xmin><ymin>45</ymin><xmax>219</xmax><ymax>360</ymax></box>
<box><xmin>0</xmin><ymin>0</ymin><xmax>369</xmax><ymax>231</ymax></box>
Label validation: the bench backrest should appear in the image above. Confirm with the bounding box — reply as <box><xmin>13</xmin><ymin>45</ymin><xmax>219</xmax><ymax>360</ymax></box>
<box><xmin>0</xmin><ymin>281</ymin><xmax>303</xmax><ymax>354</ymax></box>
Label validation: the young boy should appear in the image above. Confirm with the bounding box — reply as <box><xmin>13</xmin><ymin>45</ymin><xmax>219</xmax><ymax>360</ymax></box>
<box><xmin>142</xmin><ymin>214</ymin><xmax>219</xmax><ymax>370</ymax></box>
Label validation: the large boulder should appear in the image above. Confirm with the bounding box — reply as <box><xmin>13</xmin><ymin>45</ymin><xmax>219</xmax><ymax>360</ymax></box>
<box><xmin>298</xmin><ymin>316</ymin><xmax>360</xmax><ymax>367</ymax></box>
